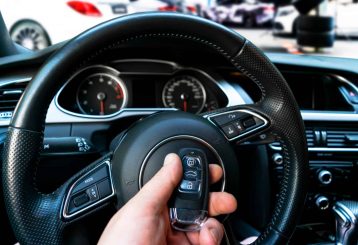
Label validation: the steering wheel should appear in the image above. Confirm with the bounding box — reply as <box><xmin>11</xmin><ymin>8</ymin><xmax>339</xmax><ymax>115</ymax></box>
<box><xmin>2</xmin><ymin>13</ymin><xmax>308</xmax><ymax>244</ymax></box>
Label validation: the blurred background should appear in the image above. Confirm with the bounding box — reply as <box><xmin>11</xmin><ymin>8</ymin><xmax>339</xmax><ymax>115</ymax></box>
<box><xmin>0</xmin><ymin>0</ymin><xmax>357</xmax><ymax>58</ymax></box>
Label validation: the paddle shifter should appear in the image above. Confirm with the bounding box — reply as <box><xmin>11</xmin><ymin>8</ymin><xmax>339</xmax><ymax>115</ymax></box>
<box><xmin>333</xmin><ymin>201</ymin><xmax>358</xmax><ymax>245</ymax></box>
<box><xmin>169</xmin><ymin>148</ymin><xmax>209</xmax><ymax>231</ymax></box>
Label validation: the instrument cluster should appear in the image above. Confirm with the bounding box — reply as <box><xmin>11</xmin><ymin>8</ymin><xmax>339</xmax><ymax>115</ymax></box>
<box><xmin>56</xmin><ymin>60</ymin><xmax>228</xmax><ymax>118</ymax></box>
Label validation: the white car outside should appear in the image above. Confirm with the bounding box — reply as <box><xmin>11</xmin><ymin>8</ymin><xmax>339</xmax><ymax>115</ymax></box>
<box><xmin>274</xmin><ymin>1</ymin><xmax>358</xmax><ymax>37</ymax></box>
<box><xmin>335</xmin><ymin>0</ymin><xmax>358</xmax><ymax>36</ymax></box>
<box><xmin>0</xmin><ymin>0</ymin><xmax>135</xmax><ymax>50</ymax></box>
<box><xmin>129</xmin><ymin>0</ymin><xmax>169</xmax><ymax>13</ymax></box>
<box><xmin>273</xmin><ymin>5</ymin><xmax>299</xmax><ymax>35</ymax></box>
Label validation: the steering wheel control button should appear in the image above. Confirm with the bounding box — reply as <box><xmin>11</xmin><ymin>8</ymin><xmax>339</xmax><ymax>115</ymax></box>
<box><xmin>242</xmin><ymin>117</ymin><xmax>256</xmax><ymax>128</ymax></box>
<box><xmin>211</xmin><ymin>111</ymin><xmax>245</xmax><ymax>126</ymax></box>
<box><xmin>64</xmin><ymin>160</ymin><xmax>115</xmax><ymax>219</ymax></box>
<box><xmin>222</xmin><ymin>124</ymin><xmax>239</xmax><ymax>138</ymax></box>
<box><xmin>73</xmin><ymin>192</ymin><xmax>90</xmax><ymax>207</ymax></box>
<box><xmin>72</xmin><ymin>164</ymin><xmax>109</xmax><ymax>194</ymax></box>
<box><xmin>97</xmin><ymin>178</ymin><xmax>113</xmax><ymax>198</ymax></box>
<box><xmin>207</xmin><ymin>110</ymin><xmax>269</xmax><ymax>141</ymax></box>
<box><xmin>233</xmin><ymin>121</ymin><xmax>244</xmax><ymax>133</ymax></box>
<box><xmin>169</xmin><ymin>148</ymin><xmax>209</xmax><ymax>232</ymax></box>
<box><xmin>86</xmin><ymin>185</ymin><xmax>99</xmax><ymax>201</ymax></box>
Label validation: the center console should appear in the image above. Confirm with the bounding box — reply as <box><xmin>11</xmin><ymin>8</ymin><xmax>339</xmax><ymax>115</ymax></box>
<box><xmin>269</xmin><ymin>121</ymin><xmax>358</xmax><ymax>243</ymax></box>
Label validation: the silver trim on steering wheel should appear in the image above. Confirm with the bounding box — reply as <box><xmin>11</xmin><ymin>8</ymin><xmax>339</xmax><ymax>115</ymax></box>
<box><xmin>62</xmin><ymin>160</ymin><xmax>115</xmax><ymax>219</ymax></box>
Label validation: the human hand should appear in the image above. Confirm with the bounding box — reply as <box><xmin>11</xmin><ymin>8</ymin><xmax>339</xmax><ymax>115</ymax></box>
<box><xmin>98</xmin><ymin>153</ymin><xmax>237</xmax><ymax>245</ymax></box>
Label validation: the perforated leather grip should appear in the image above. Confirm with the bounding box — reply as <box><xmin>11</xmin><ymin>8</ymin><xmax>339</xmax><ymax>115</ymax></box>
<box><xmin>2</xmin><ymin>128</ymin><xmax>66</xmax><ymax>244</ymax></box>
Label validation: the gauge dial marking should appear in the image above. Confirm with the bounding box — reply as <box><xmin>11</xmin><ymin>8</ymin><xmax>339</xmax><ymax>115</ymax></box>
<box><xmin>162</xmin><ymin>75</ymin><xmax>206</xmax><ymax>114</ymax></box>
<box><xmin>77</xmin><ymin>73</ymin><xmax>127</xmax><ymax>116</ymax></box>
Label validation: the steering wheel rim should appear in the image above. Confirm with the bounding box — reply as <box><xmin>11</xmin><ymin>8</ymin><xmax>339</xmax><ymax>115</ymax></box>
<box><xmin>2</xmin><ymin>12</ymin><xmax>308</xmax><ymax>244</ymax></box>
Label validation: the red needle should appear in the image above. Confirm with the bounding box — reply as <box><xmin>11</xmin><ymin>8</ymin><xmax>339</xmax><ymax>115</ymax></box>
<box><xmin>183</xmin><ymin>99</ymin><xmax>187</xmax><ymax>112</ymax></box>
<box><xmin>100</xmin><ymin>100</ymin><xmax>105</xmax><ymax>115</ymax></box>
<box><xmin>115</xmin><ymin>85</ymin><xmax>123</xmax><ymax>99</ymax></box>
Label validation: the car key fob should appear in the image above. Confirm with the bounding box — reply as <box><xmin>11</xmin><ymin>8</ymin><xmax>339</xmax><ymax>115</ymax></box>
<box><xmin>169</xmin><ymin>148</ymin><xmax>209</xmax><ymax>231</ymax></box>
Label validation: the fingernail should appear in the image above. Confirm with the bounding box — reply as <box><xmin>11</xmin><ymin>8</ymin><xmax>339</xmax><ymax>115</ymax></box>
<box><xmin>209</xmin><ymin>228</ymin><xmax>221</xmax><ymax>243</ymax></box>
<box><xmin>164</xmin><ymin>153</ymin><xmax>176</xmax><ymax>166</ymax></box>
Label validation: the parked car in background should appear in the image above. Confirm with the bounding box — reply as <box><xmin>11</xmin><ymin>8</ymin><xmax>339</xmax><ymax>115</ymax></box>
<box><xmin>0</xmin><ymin>0</ymin><xmax>135</xmax><ymax>50</ymax></box>
<box><xmin>159</xmin><ymin>0</ymin><xmax>201</xmax><ymax>15</ymax></box>
<box><xmin>130</xmin><ymin>0</ymin><xmax>175</xmax><ymax>13</ymax></box>
<box><xmin>273</xmin><ymin>5</ymin><xmax>298</xmax><ymax>36</ymax></box>
<box><xmin>274</xmin><ymin>0</ymin><xmax>358</xmax><ymax>37</ymax></box>
<box><xmin>0</xmin><ymin>0</ymin><xmax>182</xmax><ymax>51</ymax></box>
<box><xmin>205</xmin><ymin>0</ymin><xmax>275</xmax><ymax>27</ymax></box>
<box><xmin>183</xmin><ymin>0</ymin><xmax>216</xmax><ymax>16</ymax></box>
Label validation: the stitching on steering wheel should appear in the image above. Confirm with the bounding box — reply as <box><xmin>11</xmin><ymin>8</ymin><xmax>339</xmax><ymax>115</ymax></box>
<box><xmin>254</xmin><ymin>133</ymin><xmax>290</xmax><ymax>243</ymax></box>
<box><xmin>32</xmin><ymin>132</ymin><xmax>45</xmax><ymax>195</ymax></box>
<box><xmin>230</xmin><ymin>42</ymin><xmax>267</xmax><ymax>101</ymax></box>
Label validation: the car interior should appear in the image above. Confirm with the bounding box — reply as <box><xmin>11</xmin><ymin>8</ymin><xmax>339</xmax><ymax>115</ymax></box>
<box><xmin>0</xmin><ymin>2</ymin><xmax>358</xmax><ymax>245</ymax></box>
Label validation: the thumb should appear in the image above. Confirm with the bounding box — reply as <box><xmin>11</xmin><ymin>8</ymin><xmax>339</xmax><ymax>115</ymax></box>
<box><xmin>133</xmin><ymin>153</ymin><xmax>183</xmax><ymax>213</ymax></box>
<box><xmin>199</xmin><ymin>218</ymin><xmax>224</xmax><ymax>245</ymax></box>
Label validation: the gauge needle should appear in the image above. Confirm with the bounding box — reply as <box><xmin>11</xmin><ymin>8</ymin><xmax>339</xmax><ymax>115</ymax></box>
<box><xmin>115</xmin><ymin>85</ymin><xmax>123</xmax><ymax>99</ymax></box>
<box><xmin>100</xmin><ymin>100</ymin><xmax>105</xmax><ymax>115</ymax></box>
<box><xmin>97</xmin><ymin>92</ymin><xmax>106</xmax><ymax>115</ymax></box>
<box><xmin>180</xmin><ymin>93</ymin><xmax>188</xmax><ymax>112</ymax></box>
<box><xmin>183</xmin><ymin>99</ymin><xmax>187</xmax><ymax>112</ymax></box>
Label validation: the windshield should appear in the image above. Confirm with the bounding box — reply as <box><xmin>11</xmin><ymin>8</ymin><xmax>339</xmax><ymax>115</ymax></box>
<box><xmin>0</xmin><ymin>0</ymin><xmax>357</xmax><ymax>59</ymax></box>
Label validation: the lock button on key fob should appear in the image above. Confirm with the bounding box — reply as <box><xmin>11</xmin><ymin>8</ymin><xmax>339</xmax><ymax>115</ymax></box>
<box><xmin>180</xmin><ymin>156</ymin><xmax>201</xmax><ymax>192</ymax></box>
<box><xmin>169</xmin><ymin>149</ymin><xmax>209</xmax><ymax>231</ymax></box>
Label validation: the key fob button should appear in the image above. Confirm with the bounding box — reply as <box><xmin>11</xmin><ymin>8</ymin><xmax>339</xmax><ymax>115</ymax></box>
<box><xmin>183</xmin><ymin>169</ymin><xmax>201</xmax><ymax>181</ymax></box>
<box><xmin>179</xmin><ymin>180</ymin><xmax>201</xmax><ymax>193</ymax></box>
<box><xmin>182</xmin><ymin>156</ymin><xmax>201</xmax><ymax>170</ymax></box>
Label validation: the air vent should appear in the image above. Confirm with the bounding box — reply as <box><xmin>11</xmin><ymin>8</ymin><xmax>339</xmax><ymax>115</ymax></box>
<box><xmin>306</xmin><ymin>129</ymin><xmax>315</xmax><ymax>147</ymax></box>
<box><xmin>326</xmin><ymin>130</ymin><xmax>358</xmax><ymax>148</ymax></box>
<box><xmin>0</xmin><ymin>80</ymin><xmax>29</xmax><ymax>119</ymax></box>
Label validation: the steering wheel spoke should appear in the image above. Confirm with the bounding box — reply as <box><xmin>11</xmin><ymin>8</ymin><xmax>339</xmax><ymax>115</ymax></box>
<box><xmin>204</xmin><ymin>104</ymin><xmax>276</xmax><ymax>145</ymax></box>
<box><xmin>61</xmin><ymin>155</ymin><xmax>116</xmax><ymax>221</ymax></box>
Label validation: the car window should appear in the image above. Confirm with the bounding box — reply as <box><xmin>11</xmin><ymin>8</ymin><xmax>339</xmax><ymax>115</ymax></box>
<box><xmin>0</xmin><ymin>0</ymin><xmax>357</xmax><ymax>59</ymax></box>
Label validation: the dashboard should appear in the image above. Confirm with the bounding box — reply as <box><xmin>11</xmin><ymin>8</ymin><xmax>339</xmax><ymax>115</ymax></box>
<box><xmin>0</xmin><ymin>44</ymin><xmax>358</xmax><ymax>244</ymax></box>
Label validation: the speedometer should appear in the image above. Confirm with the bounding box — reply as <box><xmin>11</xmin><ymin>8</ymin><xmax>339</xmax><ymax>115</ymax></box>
<box><xmin>77</xmin><ymin>73</ymin><xmax>127</xmax><ymax>116</ymax></box>
<box><xmin>162</xmin><ymin>75</ymin><xmax>206</xmax><ymax>114</ymax></box>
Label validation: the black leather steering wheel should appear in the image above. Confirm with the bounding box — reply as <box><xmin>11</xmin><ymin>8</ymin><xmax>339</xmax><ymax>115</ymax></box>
<box><xmin>2</xmin><ymin>13</ymin><xmax>308</xmax><ymax>244</ymax></box>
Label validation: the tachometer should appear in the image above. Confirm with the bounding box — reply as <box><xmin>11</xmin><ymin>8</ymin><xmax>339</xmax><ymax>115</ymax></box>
<box><xmin>162</xmin><ymin>75</ymin><xmax>206</xmax><ymax>114</ymax></box>
<box><xmin>77</xmin><ymin>73</ymin><xmax>127</xmax><ymax>116</ymax></box>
